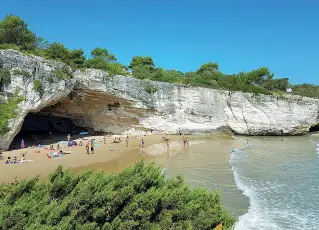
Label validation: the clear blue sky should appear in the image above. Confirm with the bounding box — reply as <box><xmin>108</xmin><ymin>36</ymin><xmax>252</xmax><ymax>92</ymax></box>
<box><xmin>1</xmin><ymin>0</ymin><xmax>318</xmax><ymax>84</ymax></box>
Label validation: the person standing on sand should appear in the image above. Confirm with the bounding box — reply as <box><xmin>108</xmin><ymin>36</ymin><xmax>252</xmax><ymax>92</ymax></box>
<box><xmin>126</xmin><ymin>135</ymin><xmax>129</xmax><ymax>147</ymax></box>
<box><xmin>141</xmin><ymin>138</ymin><xmax>145</xmax><ymax>149</ymax></box>
<box><xmin>186</xmin><ymin>137</ymin><xmax>189</xmax><ymax>146</ymax></box>
<box><xmin>103</xmin><ymin>135</ymin><xmax>106</xmax><ymax>144</ymax></box>
<box><xmin>91</xmin><ymin>141</ymin><xmax>95</xmax><ymax>154</ymax></box>
<box><xmin>86</xmin><ymin>142</ymin><xmax>90</xmax><ymax>154</ymax></box>
<box><xmin>21</xmin><ymin>139</ymin><xmax>25</xmax><ymax>149</ymax></box>
<box><xmin>67</xmin><ymin>134</ymin><xmax>71</xmax><ymax>142</ymax></box>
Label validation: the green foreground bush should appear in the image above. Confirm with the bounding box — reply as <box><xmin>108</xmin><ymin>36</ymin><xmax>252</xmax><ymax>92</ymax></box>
<box><xmin>0</xmin><ymin>161</ymin><xmax>235</xmax><ymax>229</ymax></box>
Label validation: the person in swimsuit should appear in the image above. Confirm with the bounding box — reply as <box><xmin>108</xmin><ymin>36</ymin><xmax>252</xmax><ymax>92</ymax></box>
<box><xmin>86</xmin><ymin>142</ymin><xmax>90</xmax><ymax>154</ymax></box>
<box><xmin>91</xmin><ymin>142</ymin><xmax>95</xmax><ymax>154</ymax></box>
<box><xmin>21</xmin><ymin>153</ymin><xmax>26</xmax><ymax>161</ymax></box>
<box><xmin>5</xmin><ymin>156</ymin><xmax>11</xmax><ymax>164</ymax></box>
<box><xmin>126</xmin><ymin>135</ymin><xmax>129</xmax><ymax>147</ymax></box>
<box><xmin>141</xmin><ymin>138</ymin><xmax>145</xmax><ymax>148</ymax></box>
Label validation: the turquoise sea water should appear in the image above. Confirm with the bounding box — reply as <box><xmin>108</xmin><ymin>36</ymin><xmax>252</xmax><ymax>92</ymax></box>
<box><xmin>160</xmin><ymin>135</ymin><xmax>319</xmax><ymax>230</ymax></box>
<box><xmin>232</xmin><ymin>135</ymin><xmax>319</xmax><ymax>230</ymax></box>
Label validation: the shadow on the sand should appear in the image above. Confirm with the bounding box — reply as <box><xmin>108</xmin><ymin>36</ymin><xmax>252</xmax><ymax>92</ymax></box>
<box><xmin>8</xmin><ymin>131</ymin><xmax>90</xmax><ymax>150</ymax></box>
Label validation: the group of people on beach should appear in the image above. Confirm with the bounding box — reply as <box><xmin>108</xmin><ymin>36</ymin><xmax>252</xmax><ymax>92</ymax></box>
<box><xmin>85</xmin><ymin>140</ymin><xmax>95</xmax><ymax>154</ymax></box>
<box><xmin>5</xmin><ymin>153</ymin><xmax>27</xmax><ymax>164</ymax></box>
<box><xmin>162</xmin><ymin>132</ymin><xmax>189</xmax><ymax>148</ymax></box>
<box><xmin>182</xmin><ymin>135</ymin><xmax>189</xmax><ymax>147</ymax></box>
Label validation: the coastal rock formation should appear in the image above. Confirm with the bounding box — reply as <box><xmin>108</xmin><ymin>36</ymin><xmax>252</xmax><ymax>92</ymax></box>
<box><xmin>1</xmin><ymin>49</ymin><xmax>319</xmax><ymax>151</ymax></box>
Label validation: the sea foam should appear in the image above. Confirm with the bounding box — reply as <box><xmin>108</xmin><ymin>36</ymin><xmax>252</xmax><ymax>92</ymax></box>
<box><xmin>230</xmin><ymin>149</ymin><xmax>281</xmax><ymax>230</ymax></box>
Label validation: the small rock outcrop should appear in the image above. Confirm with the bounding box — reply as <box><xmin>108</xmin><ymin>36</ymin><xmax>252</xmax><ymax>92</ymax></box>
<box><xmin>0</xmin><ymin>49</ymin><xmax>319</xmax><ymax>151</ymax></box>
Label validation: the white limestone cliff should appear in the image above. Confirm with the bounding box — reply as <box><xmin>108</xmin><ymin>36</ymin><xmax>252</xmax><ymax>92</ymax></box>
<box><xmin>0</xmin><ymin>49</ymin><xmax>318</xmax><ymax>151</ymax></box>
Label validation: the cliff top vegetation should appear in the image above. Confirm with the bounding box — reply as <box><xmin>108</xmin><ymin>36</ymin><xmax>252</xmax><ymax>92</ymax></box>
<box><xmin>0</xmin><ymin>14</ymin><xmax>318</xmax><ymax>98</ymax></box>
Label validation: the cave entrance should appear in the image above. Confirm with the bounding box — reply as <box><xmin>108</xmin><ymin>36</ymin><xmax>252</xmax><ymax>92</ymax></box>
<box><xmin>309</xmin><ymin>123</ymin><xmax>319</xmax><ymax>132</ymax></box>
<box><xmin>9</xmin><ymin>113</ymin><xmax>89</xmax><ymax>150</ymax></box>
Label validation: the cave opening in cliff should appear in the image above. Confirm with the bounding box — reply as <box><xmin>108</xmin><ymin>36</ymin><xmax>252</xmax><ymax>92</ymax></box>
<box><xmin>9</xmin><ymin>113</ymin><xmax>89</xmax><ymax>150</ymax></box>
<box><xmin>309</xmin><ymin>123</ymin><xmax>319</xmax><ymax>132</ymax></box>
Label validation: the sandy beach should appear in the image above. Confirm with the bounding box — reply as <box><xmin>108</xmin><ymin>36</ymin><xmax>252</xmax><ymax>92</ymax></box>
<box><xmin>0</xmin><ymin>134</ymin><xmax>203</xmax><ymax>183</ymax></box>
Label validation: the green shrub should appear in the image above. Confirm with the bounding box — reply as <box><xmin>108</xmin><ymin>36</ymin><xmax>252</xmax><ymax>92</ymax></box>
<box><xmin>0</xmin><ymin>43</ymin><xmax>21</xmax><ymax>51</ymax></box>
<box><xmin>0</xmin><ymin>95</ymin><xmax>24</xmax><ymax>135</ymax></box>
<box><xmin>12</xmin><ymin>69</ymin><xmax>32</xmax><ymax>78</ymax></box>
<box><xmin>292</xmin><ymin>84</ymin><xmax>319</xmax><ymax>98</ymax></box>
<box><xmin>47</xmin><ymin>76</ymin><xmax>54</xmax><ymax>83</ymax></box>
<box><xmin>0</xmin><ymin>161</ymin><xmax>235</xmax><ymax>229</ymax></box>
<box><xmin>0</xmin><ymin>14</ymin><xmax>37</xmax><ymax>50</ymax></box>
<box><xmin>51</xmin><ymin>65</ymin><xmax>73</xmax><ymax>80</ymax></box>
<box><xmin>144</xmin><ymin>84</ymin><xmax>158</xmax><ymax>94</ymax></box>
<box><xmin>0</xmin><ymin>68</ymin><xmax>11</xmax><ymax>90</ymax></box>
<box><xmin>23</xmin><ymin>48</ymin><xmax>46</xmax><ymax>58</ymax></box>
<box><xmin>107</xmin><ymin>62</ymin><xmax>127</xmax><ymax>77</ymax></box>
<box><xmin>151</xmin><ymin>69</ymin><xmax>185</xmax><ymax>83</ymax></box>
<box><xmin>132</xmin><ymin>66</ymin><xmax>152</xmax><ymax>80</ymax></box>
<box><xmin>189</xmin><ymin>77</ymin><xmax>219</xmax><ymax>88</ymax></box>
<box><xmin>79</xmin><ymin>67</ymin><xmax>86</xmax><ymax>73</ymax></box>
<box><xmin>33</xmin><ymin>79</ymin><xmax>44</xmax><ymax>95</ymax></box>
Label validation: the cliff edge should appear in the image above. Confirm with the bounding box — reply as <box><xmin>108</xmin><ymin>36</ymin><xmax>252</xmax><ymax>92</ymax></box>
<box><xmin>1</xmin><ymin>49</ymin><xmax>318</xmax><ymax>151</ymax></box>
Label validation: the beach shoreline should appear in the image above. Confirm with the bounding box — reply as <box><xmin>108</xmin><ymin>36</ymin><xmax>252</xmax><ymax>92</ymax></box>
<box><xmin>0</xmin><ymin>134</ymin><xmax>242</xmax><ymax>184</ymax></box>
<box><xmin>0</xmin><ymin>134</ymin><xmax>206</xmax><ymax>183</ymax></box>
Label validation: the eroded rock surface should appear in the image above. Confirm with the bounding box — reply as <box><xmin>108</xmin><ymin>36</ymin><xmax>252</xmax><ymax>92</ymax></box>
<box><xmin>0</xmin><ymin>49</ymin><xmax>319</xmax><ymax>151</ymax></box>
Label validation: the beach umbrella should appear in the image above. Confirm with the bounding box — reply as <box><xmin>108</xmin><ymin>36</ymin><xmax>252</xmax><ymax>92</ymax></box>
<box><xmin>21</xmin><ymin>139</ymin><xmax>25</xmax><ymax>149</ymax></box>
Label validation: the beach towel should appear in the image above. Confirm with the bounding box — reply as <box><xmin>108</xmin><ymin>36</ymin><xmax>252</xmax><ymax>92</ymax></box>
<box><xmin>47</xmin><ymin>152</ymin><xmax>62</xmax><ymax>158</ymax></box>
<box><xmin>19</xmin><ymin>160</ymin><xmax>34</xmax><ymax>163</ymax></box>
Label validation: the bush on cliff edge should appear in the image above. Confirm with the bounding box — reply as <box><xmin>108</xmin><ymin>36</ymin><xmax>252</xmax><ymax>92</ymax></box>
<box><xmin>0</xmin><ymin>161</ymin><xmax>235</xmax><ymax>230</ymax></box>
<box><xmin>0</xmin><ymin>96</ymin><xmax>24</xmax><ymax>135</ymax></box>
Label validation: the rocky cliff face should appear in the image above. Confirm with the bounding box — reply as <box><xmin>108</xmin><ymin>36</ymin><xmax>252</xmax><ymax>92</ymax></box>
<box><xmin>1</xmin><ymin>49</ymin><xmax>319</xmax><ymax>151</ymax></box>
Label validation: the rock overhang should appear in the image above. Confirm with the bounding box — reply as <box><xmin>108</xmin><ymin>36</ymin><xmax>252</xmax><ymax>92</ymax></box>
<box><xmin>1</xmin><ymin>49</ymin><xmax>319</xmax><ymax>151</ymax></box>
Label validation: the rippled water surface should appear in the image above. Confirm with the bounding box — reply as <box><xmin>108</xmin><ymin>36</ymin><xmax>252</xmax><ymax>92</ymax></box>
<box><xmin>158</xmin><ymin>135</ymin><xmax>319</xmax><ymax>230</ymax></box>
